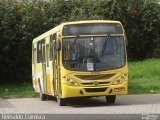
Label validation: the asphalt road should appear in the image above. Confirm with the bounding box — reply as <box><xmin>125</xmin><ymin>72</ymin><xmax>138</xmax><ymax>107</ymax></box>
<box><xmin>0</xmin><ymin>94</ymin><xmax>160</xmax><ymax>120</ymax></box>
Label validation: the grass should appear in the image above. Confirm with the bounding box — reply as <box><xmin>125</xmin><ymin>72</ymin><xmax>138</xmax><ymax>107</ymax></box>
<box><xmin>0</xmin><ymin>59</ymin><xmax>160</xmax><ymax>98</ymax></box>
<box><xmin>128</xmin><ymin>59</ymin><xmax>160</xmax><ymax>94</ymax></box>
<box><xmin>0</xmin><ymin>83</ymin><xmax>38</xmax><ymax>98</ymax></box>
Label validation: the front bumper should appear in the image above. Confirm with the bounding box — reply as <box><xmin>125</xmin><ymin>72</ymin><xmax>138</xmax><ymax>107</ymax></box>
<box><xmin>61</xmin><ymin>81</ymin><xmax>128</xmax><ymax>98</ymax></box>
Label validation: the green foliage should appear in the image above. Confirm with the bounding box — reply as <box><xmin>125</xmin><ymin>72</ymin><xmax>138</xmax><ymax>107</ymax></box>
<box><xmin>129</xmin><ymin>59</ymin><xmax>160</xmax><ymax>94</ymax></box>
<box><xmin>0</xmin><ymin>83</ymin><xmax>37</xmax><ymax>97</ymax></box>
<box><xmin>0</xmin><ymin>0</ymin><xmax>160</xmax><ymax>83</ymax></box>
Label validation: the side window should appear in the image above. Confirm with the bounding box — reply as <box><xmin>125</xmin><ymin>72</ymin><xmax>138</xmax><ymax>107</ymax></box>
<box><xmin>33</xmin><ymin>48</ymin><xmax>37</xmax><ymax>64</ymax></box>
<box><xmin>32</xmin><ymin>45</ymin><xmax>34</xmax><ymax>63</ymax></box>
<box><xmin>32</xmin><ymin>43</ymin><xmax>37</xmax><ymax>65</ymax></box>
<box><xmin>50</xmin><ymin>34</ymin><xmax>56</xmax><ymax>61</ymax></box>
<box><xmin>46</xmin><ymin>44</ymin><xmax>49</xmax><ymax>67</ymax></box>
<box><xmin>53</xmin><ymin>41</ymin><xmax>56</xmax><ymax>61</ymax></box>
<box><xmin>50</xmin><ymin>35</ymin><xmax>53</xmax><ymax>60</ymax></box>
<box><xmin>37</xmin><ymin>41</ymin><xmax>42</xmax><ymax>63</ymax></box>
<box><xmin>52</xmin><ymin>34</ymin><xmax>57</xmax><ymax>61</ymax></box>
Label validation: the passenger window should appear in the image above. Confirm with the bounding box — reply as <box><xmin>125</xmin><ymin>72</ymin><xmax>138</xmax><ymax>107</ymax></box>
<box><xmin>50</xmin><ymin>35</ymin><xmax>53</xmax><ymax>60</ymax></box>
<box><xmin>37</xmin><ymin>41</ymin><xmax>42</xmax><ymax>63</ymax></box>
<box><xmin>46</xmin><ymin>44</ymin><xmax>49</xmax><ymax>67</ymax></box>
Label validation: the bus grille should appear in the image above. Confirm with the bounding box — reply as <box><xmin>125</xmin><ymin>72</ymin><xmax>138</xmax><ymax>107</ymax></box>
<box><xmin>82</xmin><ymin>82</ymin><xmax>110</xmax><ymax>86</ymax></box>
<box><xmin>75</xmin><ymin>74</ymin><xmax>115</xmax><ymax>80</ymax></box>
<box><xmin>85</xmin><ymin>88</ymin><xmax>107</xmax><ymax>92</ymax></box>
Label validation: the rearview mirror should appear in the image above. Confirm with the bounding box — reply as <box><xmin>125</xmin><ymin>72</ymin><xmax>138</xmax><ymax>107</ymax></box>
<box><xmin>56</xmin><ymin>40</ymin><xmax>61</xmax><ymax>51</ymax></box>
<box><xmin>125</xmin><ymin>36</ymin><xmax>128</xmax><ymax>47</ymax></box>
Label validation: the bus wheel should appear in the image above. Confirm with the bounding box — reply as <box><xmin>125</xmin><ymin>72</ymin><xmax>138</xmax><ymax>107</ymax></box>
<box><xmin>40</xmin><ymin>92</ymin><xmax>47</xmax><ymax>101</ymax></box>
<box><xmin>57</xmin><ymin>97</ymin><xmax>66</xmax><ymax>106</ymax></box>
<box><xmin>105</xmin><ymin>95</ymin><xmax>116</xmax><ymax>104</ymax></box>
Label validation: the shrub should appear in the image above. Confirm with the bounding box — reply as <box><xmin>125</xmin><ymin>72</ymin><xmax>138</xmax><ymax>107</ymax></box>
<box><xmin>0</xmin><ymin>0</ymin><xmax>159</xmax><ymax>83</ymax></box>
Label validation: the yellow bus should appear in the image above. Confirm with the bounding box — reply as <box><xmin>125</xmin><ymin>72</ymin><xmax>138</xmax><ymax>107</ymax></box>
<box><xmin>32</xmin><ymin>20</ymin><xmax>128</xmax><ymax>106</ymax></box>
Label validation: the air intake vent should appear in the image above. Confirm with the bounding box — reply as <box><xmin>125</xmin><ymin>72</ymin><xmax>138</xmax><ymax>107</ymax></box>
<box><xmin>82</xmin><ymin>82</ymin><xmax>110</xmax><ymax>86</ymax></box>
<box><xmin>75</xmin><ymin>74</ymin><xmax>115</xmax><ymax>80</ymax></box>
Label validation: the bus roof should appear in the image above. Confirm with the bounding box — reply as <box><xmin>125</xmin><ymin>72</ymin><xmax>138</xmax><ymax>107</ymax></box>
<box><xmin>61</xmin><ymin>20</ymin><xmax>121</xmax><ymax>26</ymax></box>
<box><xmin>32</xmin><ymin>20</ymin><xmax>122</xmax><ymax>43</ymax></box>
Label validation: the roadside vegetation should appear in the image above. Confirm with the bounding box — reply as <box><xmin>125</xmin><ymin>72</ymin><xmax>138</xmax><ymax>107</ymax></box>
<box><xmin>0</xmin><ymin>59</ymin><xmax>160</xmax><ymax>98</ymax></box>
<box><xmin>0</xmin><ymin>83</ymin><xmax>37</xmax><ymax>98</ymax></box>
<box><xmin>128</xmin><ymin>59</ymin><xmax>160</xmax><ymax>94</ymax></box>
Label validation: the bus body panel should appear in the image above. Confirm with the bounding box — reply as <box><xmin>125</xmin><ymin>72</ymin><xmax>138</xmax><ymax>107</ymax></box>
<box><xmin>32</xmin><ymin>20</ymin><xmax>128</xmax><ymax>103</ymax></box>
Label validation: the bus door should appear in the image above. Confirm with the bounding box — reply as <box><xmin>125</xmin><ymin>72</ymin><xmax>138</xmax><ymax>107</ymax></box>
<box><xmin>53</xmin><ymin>38</ymin><xmax>57</xmax><ymax>96</ymax></box>
<box><xmin>41</xmin><ymin>39</ymin><xmax>47</xmax><ymax>93</ymax></box>
<box><xmin>53</xmin><ymin>33</ymin><xmax>62</xmax><ymax>96</ymax></box>
<box><xmin>45</xmin><ymin>42</ymin><xmax>51</xmax><ymax>94</ymax></box>
<box><xmin>56</xmin><ymin>34</ymin><xmax>62</xmax><ymax>95</ymax></box>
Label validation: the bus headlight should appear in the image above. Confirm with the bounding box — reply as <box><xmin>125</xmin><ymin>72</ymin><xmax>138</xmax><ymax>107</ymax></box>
<box><xmin>112</xmin><ymin>75</ymin><xmax>126</xmax><ymax>85</ymax></box>
<box><xmin>66</xmin><ymin>78</ymin><xmax>79</xmax><ymax>86</ymax></box>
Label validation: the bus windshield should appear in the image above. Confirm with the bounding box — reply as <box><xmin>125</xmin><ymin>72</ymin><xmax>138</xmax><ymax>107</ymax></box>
<box><xmin>62</xmin><ymin>36</ymin><xmax>125</xmax><ymax>71</ymax></box>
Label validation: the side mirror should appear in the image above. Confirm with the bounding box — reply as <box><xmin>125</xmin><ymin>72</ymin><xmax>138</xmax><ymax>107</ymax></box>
<box><xmin>56</xmin><ymin>40</ymin><xmax>61</xmax><ymax>51</ymax></box>
<box><xmin>125</xmin><ymin>36</ymin><xmax>128</xmax><ymax>47</ymax></box>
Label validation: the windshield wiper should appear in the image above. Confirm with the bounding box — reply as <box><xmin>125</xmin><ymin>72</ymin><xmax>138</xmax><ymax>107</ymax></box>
<box><xmin>101</xmin><ymin>35</ymin><xmax>110</xmax><ymax>58</ymax></box>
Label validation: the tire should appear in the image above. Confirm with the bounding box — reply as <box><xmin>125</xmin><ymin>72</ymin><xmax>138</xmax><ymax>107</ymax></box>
<box><xmin>40</xmin><ymin>92</ymin><xmax>47</xmax><ymax>101</ymax></box>
<box><xmin>57</xmin><ymin>97</ymin><xmax>66</xmax><ymax>106</ymax></box>
<box><xmin>105</xmin><ymin>95</ymin><xmax>116</xmax><ymax>104</ymax></box>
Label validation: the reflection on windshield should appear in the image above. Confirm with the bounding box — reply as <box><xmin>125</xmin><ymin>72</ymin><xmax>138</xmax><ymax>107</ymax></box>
<box><xmin>62</xmin><ymin>36</ymin><xmax>125</xmax><ymax>71</ymax></box>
